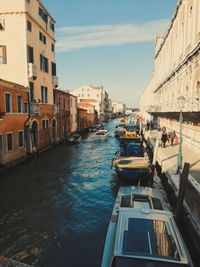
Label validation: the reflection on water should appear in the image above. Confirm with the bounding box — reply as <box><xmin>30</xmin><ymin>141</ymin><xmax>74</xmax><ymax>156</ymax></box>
<box><xmin>0</xmin><ymin>120</ymin><xmax>121</xmax><ymax>267</ymax></box>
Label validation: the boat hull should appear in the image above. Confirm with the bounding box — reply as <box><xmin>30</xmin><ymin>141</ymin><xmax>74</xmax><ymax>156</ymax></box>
<box><xmin>115</xmin><ymin>166</ymin><xmax>151</xmax><ymax>183</ymax></box>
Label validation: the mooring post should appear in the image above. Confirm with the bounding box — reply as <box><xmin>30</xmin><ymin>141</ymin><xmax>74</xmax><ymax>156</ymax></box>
<box><xmin>175</xmin><ymin>162</ymin><xmax>190</xmax><ymax>222</ymax></box>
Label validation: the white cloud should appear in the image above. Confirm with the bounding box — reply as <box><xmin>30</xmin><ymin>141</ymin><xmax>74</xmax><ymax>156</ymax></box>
<box><xmin>56</xmin><ymin>19</ymin><xmax>169</xmax><ymax>52</ymax></box>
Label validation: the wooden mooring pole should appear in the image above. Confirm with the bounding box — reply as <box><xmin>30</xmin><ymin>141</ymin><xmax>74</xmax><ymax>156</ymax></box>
<box><xmin>175</xmin><ymin>162</ymin><xmax>190</xmax><ymax>222</ymax></box>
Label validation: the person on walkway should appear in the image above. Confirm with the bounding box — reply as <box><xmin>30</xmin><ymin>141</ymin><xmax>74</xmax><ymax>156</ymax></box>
<box><xmin>170</xmin><ymin>130</ymin><xmax>176</xmax><ymax>146</ymax></box>
<box><xmin>161</xmin><ymin>130</ymin><xmax>168</xmax><ymax>147</ymax></box>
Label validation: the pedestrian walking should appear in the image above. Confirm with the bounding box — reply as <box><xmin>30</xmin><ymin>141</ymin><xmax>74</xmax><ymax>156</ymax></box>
<box><xmin>161</xmin><ymin>131</ymin><xmax>168</xmax><ymax>147</ymax></box>
<box><xmin>169</xmin><ymin>130</ymin><xmax>176</xmax><ymax>146</ymax></box>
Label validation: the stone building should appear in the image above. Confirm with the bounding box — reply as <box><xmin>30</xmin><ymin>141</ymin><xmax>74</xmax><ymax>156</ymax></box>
<box><xmin>0</xmin><ymin>79</ymin><xmax>29</xmax><ymax>167</ymax></box>
<box><xmin>140</xmin><ymin>0</ymin><xmax>200</xmax><ymax>150</ymax></box>
<box><xmin>0</xmin><ymin>0</ymin><xmax>58</xmax><ymax>152</ymax></box>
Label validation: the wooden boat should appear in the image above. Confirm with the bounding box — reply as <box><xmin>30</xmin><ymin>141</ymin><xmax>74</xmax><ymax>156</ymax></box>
<box><xmin>101</xmin><ymin>186</ymin><xmax>194</xmax><ymax>267</ymax></box>
<box><xmin>112</xmin><ymin>141</ymin><xmax>151</xmax><ymax>182</ymax></box>
<box><xmin>67</xmin><ymin>134</ymin><xmax>81</xmax><ymax>144</ymax></box>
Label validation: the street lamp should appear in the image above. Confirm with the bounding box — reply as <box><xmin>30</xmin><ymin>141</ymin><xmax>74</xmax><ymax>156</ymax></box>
<box><xmin>177</xmin><ymin>95</ymin><xmax>185</xmax><ymax>174</ymax></box>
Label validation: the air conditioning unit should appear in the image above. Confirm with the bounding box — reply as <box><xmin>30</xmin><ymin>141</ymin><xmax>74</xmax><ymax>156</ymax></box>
<box><xmin>28</xmin><ymin>63</ymin><xmax>37</xmax><ymax>79</ymax></box>
<box><xmin>0</xmin><ymin>19</ymin><xmax>5</xmax><ymax>30</ymax></box>
<box><xmin>52</xmin><ymin>76</ymin><xmax>58</xmax><ymax>87</ymax></box>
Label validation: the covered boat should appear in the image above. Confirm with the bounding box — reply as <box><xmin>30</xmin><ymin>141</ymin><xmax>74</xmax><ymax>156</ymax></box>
<box><xmin>112</xmin><ymin>140</ymin><xmax>151</xmax><ymax>182</ymax></box>
<box><xmin>114</xmin><ymin>126</ymin><xmax>126</xmax><ymax>139</ymax></box>
<box><xmin>101</xmin><ymin>186</ymin><xmax>193</xmax><ymax>267</ymax></box>
<box><xmin>67</xmin><ymin>134</ymin><xmax>81</xmax><ymax>144</ymax></box>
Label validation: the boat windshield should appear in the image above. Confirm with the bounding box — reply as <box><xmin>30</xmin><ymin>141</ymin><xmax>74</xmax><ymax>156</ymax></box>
<box><xmin>111</xmin><ymin>257</ymin><xmax>190</xmax><ymax>267</ymax></box>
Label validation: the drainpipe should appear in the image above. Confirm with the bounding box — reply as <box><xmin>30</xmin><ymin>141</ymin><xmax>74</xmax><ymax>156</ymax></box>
<box><xmin>24</xmin><ymin>90</ymin><xmax>31</xmax><ymax>155</ymax></box>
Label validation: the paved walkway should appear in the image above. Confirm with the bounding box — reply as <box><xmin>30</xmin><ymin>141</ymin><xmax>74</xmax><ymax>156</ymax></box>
<box><xmin>146</xmin><ymin>130</ymin><xmax>200</xmax><ymax>190</ymax></box>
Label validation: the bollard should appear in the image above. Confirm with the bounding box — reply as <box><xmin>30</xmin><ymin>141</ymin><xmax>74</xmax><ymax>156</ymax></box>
<box><xmin>175</xmin><ymin>162</ymin><xmax>190</xmax><ymax>223</ymax></box>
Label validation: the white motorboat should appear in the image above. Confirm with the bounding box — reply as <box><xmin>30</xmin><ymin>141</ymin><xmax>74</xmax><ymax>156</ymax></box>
<box><xmin>93</xmin><ymin>129</ymin><xmax>110</xmax><ymax>140</ymax></box>
<box><xmin>101</xmin><ymin>186</ymin><xmax>193</xmax><ymax>267</ymax></box>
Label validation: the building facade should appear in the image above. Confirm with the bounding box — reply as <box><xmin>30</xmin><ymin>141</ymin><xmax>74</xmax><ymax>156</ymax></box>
<box><xmin>140</xmin><ymin>0</ymin><xmax>200</xmax><ymax>150</ymax></box>
<box><xmin>112</xmin><ymin>101</ymin><xmax>126</xmax><ymax>115</ymax></box>
<box><xmin>0</xmin><ymin>0</ymin><xmax>58</xmax><ymax>152</ymax></box>
<box><xmin>69</xmin><ymin>94</ymin><xmax>78</xmax><ymax>133</ymax></box>
<box><xmin>70</xmin><ymin>85</ymin><xmax>110</xmax><ymax>122</ymax></box>
<box><xmin>78</xmin><ymin>102</ymin><xmax>97</xmax><ymax>126</ymax></box>
<box><xmin>0</xmin><ymin>79</ymin><xmax>28</xmax><ymax>167</ymax></box>
<box><xmin>77</xmin><ymin>108</ymin><xmax>88</xmax><ymax>132</ymax></box>
<box><xmin>53</xmin><ymin>89</ymin><xmax>71</xmax><ymax>141</ymax></box>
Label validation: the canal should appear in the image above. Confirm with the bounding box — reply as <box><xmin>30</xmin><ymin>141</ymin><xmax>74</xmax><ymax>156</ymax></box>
<box><xmin>0</xmin><ymin>120</ymin><xmax>126</xmax><ymax>267</ymax></box>
<box><xmin>0</xmin><ymin>119</ymin><xmax>198</xmax><ymax>267</ymax></box>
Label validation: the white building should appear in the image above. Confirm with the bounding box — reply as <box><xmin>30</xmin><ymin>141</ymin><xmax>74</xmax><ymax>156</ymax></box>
<box><xmin>140</xmin><ymin>0</ymin><xmax>200</xmax><ymax>151</ymax></box>
<box><xmin>112</xmin><ymin>101</ymin><xmax>126</xmax><ymax>115</ymax></box>
<box><xmin>70</xmin><ymin>85</ymin><xmax>110</xmax><ymax>122</ymax></box>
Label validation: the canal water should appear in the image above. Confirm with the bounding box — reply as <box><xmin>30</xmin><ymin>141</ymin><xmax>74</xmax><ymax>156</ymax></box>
<box><xmin>0</xmin><ymin>119</ymin><xmax>198</xmax><ymax>267</ymax></box>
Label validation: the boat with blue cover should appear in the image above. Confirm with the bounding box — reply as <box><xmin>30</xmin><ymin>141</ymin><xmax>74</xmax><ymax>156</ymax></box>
<box><xmin>112</xmin><ymin>138</ymin><xmax>151</xmax><ymax>183</ymax></box>
<box><xmin>101</xmin><ymin>186</ymin><xmax>193</xmax><ymax>267</ymax></box>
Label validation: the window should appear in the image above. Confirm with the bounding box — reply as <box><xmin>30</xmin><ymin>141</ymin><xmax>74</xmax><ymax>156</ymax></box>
<box><xmin>39</xmin><ymin>7</ymin><xmax>48</xmax><ymax>23</ymax></box>
<box><xmin>5</xmin><ymin>93</ymin><xmax>11</xmax><ymax>113</ymax></box>
<box><xmin>40</xmin><ymin>54</ymin><xmax>49</xmax><ymax>72</ymax></box>
<box><xmin>24</xmin><ymin>102</ymin><xmax>28</xmax><ymax>113</ymax></box>
<box><xmin>42</xmin><ymin>119</ymin><xmax>49</xmax><ymax>129</ymax></box>
<box><xmin>17</xmin><ymin>95</ymin><xmax>22</xmax><ymax>113</ymax></box>
<box><xmin>0</xmin><ymin>45</ymin><xmax>7</xmax><ymax>64</ymax></box>
<box><xmin>50</xmin><ymin>20</ymin><xmax>55</xmax><ymax>32</ymax></box>
<box><xmin>43</xmin><ymin>35</ymin><xmax>46</xmax><ymax>44</ymax></box>
<box><xmin>29</xmin><ymin>82</ymin><xmax>34</xmax><ymax>102</ymax></box>
<box><xmin>7</xmin><ymin>133</ymin><xmax>13</xmax><ymax>151</ymax></box>
<box><xmin>41</xmin><ymin>86</ymin><xmax>48</xmax><ymax>103</ymax></box>
<box><xmin>27</xmin><ymin>45</ymin><xmax>34</xmax><ymax>63</ymax></box>
<box><xmin>51</xmin><ymin>62</ymin><xmax>56</xmax><ymax>76</ymax></box>
<box><xmin>27</xmin><ymin>20</ymin><xmax>32</xmax><ymax>31</ymax></box>
<box><xmin>19</xmin><ymin>131</ymin><xmax>24</xmax><ymax>147</ymax></box>
<box><xmin>39</xmin><ymin>32</ymin><xmax>46</xmax><ymax>44</ymax></box>
<box><xmin>51</xmin><ymin>43</ymin><xmax>55</xmax><ymax>52</ymax></box>
<box><xmin>0</xmin><ymin>19</ymin><xmax>5</xmax><ymax>30</ymax></box>
<box><xmin>39</xmin><ymin>31</ymin><xmax>43</xmax><ymax>41</ymax></box>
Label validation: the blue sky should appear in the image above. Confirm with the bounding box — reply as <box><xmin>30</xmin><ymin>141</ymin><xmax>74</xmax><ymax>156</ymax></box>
<box><xmin>43</xmin><ymin>0</ymin><xmax>177</xmax><ymax>107</ymax></box>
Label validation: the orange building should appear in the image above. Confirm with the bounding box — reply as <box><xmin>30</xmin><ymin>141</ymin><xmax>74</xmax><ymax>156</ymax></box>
<box><xmin>0</xmin><ymin>79</ymin><xmax>29</xmax><ymax>167</ymax></box>
<box><xmin>77</xmin><ymin>107</ymin><xmax>88</xmax><ymax>131</ymax></box>
<box><xmin>78</xmin><ymin>102</ymin><xmax>98</xmax><ymax>126</ymax></box>
<box><xmin>53</xmin><ymin>89</ymin><xmax>71</xmax><ymax>141</ymax></box>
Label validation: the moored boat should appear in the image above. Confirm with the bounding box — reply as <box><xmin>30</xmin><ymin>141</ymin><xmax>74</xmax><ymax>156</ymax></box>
<box><xmin>112</xmin><ymin>139</ymin><xmax>151</xmax><ymax>183</ymax></box>
<box><xmin>101</xmin><ymin>186</ymin><xmax>194</xmax><ymax>267</ymax></box>
<box><xmin>67</xmin><ymin>134</ymin><xmax>81</xmax><ymax>144</ymax></box>
<box><xmin>93</xmin><ymin>129</ymin><xmax>110</xmax><ymax>140</ymax></box>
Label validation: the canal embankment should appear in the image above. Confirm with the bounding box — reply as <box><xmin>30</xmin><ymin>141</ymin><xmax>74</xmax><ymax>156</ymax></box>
<box><xmin>146</xmin><ymin>129</ymin><xmax>200</xmax><ymax>263</ymax></box>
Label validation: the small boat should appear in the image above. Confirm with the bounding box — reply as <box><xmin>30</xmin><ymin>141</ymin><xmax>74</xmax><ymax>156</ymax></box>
<box><xmin>112</xmin><ymin>141</ymin><xmax>151</xmax><ymax>182</ymax></box>
<box><xmin>101</xmin><ymin>186</ymin><xmax>194</xmax><ymax>267</ymax></box>
<box><xmin>67</xmin><ymin>134</ymin><xmax>81</xmax><ymax>144</ymax></box>
<box><xmin>114</xmin><ymin>126</ymin><xmax>126</xmax><ymax>139</ymax></box>
<box><xmin>94</xmin><ymin>129</ymin><xmax>109</xmax><ymax>140</ymax></box>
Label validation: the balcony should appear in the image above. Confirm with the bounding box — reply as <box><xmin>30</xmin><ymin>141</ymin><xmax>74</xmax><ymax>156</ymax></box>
<box><xmin>52</xmin><ymin>76</ymin><xmax>58</xmax><ymax>88</ymax></box>
<box><xmin>28</xmin><ymin>63</ymin><xmax>37</xmax><ymax>79</ymax></box>
<box><xmin>30</xmin><ymin>103</ymin><xmax>39</xmax><ymax>116</ymax></box>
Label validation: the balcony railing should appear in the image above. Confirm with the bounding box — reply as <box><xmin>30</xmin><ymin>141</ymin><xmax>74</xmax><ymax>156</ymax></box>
<box><xmin>28</xmin><ymin>63</ymin><xmax>37</xmax><ymax>79</ymax></box>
